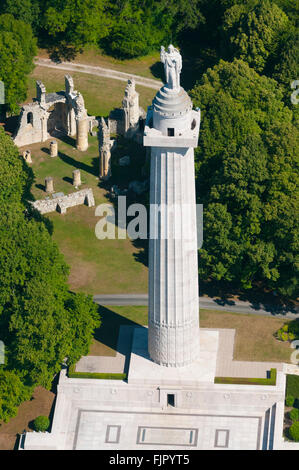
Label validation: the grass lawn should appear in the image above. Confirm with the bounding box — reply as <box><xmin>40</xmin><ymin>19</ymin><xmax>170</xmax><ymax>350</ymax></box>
<box><xmin>28</xmin><ymin>66</ymin><xmax>156</xmax><ymax>117</ymax></box>
<box><xmin>21</xmin><ymin>134</ymin><xmax>148</xmax><ymax>295</ymax></box>
<box><xmin>90</xmin><ymin>307</ymin><xmax>293</xmax><ymax>363</ymax></box>
<box><xmin>37</xmin><ymin>46</ymin><xmax>162</xmax><ymax>81</ymax></box>
<box><xmin>200</xmin><ymin>309</ymin><xmax>292</xmax><ymax>363</ymax></box>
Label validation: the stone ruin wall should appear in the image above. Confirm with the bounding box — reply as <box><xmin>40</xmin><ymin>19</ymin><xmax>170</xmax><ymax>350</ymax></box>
<box><xmin>30</xmin><ymin>188</ymin><xmax>95</xmax><ymax>215</ymax></box>
<box><xmin>13</xmin><ymin>76</ymin><xmax>93</xmax><ymax>149</ymax></box>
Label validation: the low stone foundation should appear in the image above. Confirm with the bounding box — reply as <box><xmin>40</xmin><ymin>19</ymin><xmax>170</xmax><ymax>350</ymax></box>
<box><xmin>30</xmin><ymin>188</ymin><xmax>95</xmax><ymax>214</ymax></box>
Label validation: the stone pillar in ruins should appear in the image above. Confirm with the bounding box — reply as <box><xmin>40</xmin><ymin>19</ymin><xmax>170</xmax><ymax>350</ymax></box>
<box><xmin>36</xmin><ymin>81</ymin><xmax>46</xmax><ymax>106</ymax></box>
<box><xmin>45</xmin><ymin>176</ymin><xmax>54</xmax><ymax>193</ymax></box>
<box><xmin>122</xmin><ymin>79</ymin><xmax>140</xmax><ymax>132</ymax></box>
<box><xmin>73</xmin><ymin>169</ymin><xmax>81</xmax><ymax>187</ymax></box>
<box><xmin>99</xmin><ymin>117</ymin><xmax>112</xmax><ymax>180</ymax></box>
<box><xmin>65</xmin><ymin>75</ymin><xmax>77</xmax><ymax>137</ymax></box>
<box><xmin>50</xmin><ymin>140</ymin><xmax>58</xmax><ymax>157</ymax></box>
<box><xmin>75</xmin><ymin>93</ymin><xmax>88</xmax><ymax>151</ymax></box>
<box><xmin>23</xmin><ymin>149</ymin><xmax>32</xmax><ymax>164</ymax></box>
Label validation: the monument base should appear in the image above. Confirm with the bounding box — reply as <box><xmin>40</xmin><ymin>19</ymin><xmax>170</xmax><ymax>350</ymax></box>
<box><xmin>128</xmin><ymin>327</ymin><xmax>219</xmax><ymax>386</ymax></box>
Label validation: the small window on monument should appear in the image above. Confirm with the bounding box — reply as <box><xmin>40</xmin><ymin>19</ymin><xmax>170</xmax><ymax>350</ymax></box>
<box><xmin>167</xmin><ymin>128</ymin><xmax>174</xmax><ymax>137</ymax></box>
<box><xmin>167</xmin><ymin>394</ymin><xmax>175</xmax><ymax>407</ymax></box>
<box><xmin>27</xmin><ymin>112</ymin><xmax>33</xmax><ymax>125</ymax></box>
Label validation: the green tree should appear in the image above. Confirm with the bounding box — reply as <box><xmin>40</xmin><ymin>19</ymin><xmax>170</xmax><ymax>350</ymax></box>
<box><xmin>106</xmin><ymin>1</ymin><xmax>171</xmax><ymax>58</ymax></box>
<box><xmin>221</xmin><ymin>0</ymin><xmax>290</xmax><ymax>72</ymax></box>
<box><xmin>0</xmin><ymin>127</ymin><xmax>31</xmax><ymax>205</ymax></box>
<box><xmin>0</xmin><ymin>206</ymin><xmax>69</xmax><ymax>387</ymax></box>
<box><xmin>0</xmin><ymin>0</ymin><xmax>41</xmax><ymax>31</ymax></box>
<box><xmin>43</xmin><ymin>0</ymin><xmax>111</xmax><ymax>50</ymax></box>
<box><xmin>0</xmin><ymin>370</ymin><xmax>32</xmax><ymax>423</ymax></box>
<box><xmin>0</xmin><ymin>15</ymin><xmax>37</xmax><ymax>113</ymax></box>
<box><xmin>0</xmin><ymin>14</ymin><xmax>37</xmax><ymax>74</ymax></box>
<box><xmin>0</xmin><ymin>32</ymin><xmax>28</xmax><ymax>114</ymax></box>
<box><xmin>65</xmin><ymin>292</ymin><xmax>100</xmax><ymax>365</ymax></box>
<box><xmin>190</xmin><ymin>59</ymin><xmax>299</xmax><ymax>297</ymax></box>
<box><xmin>273</xmin><ymin>29</ymin><xmax>299</xmax><ymax>99</ymax></box>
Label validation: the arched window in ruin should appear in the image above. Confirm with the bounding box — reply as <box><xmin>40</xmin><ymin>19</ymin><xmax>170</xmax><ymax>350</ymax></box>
<box><xmin>27</xmin><ymin>112</ymin><xmax>33</xmax><ymax>125</ymax></box>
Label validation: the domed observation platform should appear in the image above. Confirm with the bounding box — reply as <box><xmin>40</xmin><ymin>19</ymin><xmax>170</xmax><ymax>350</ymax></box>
<box><xmin>144</xmin><ymin>86</ymin><xmax>200</xmax><ymax>148</ymax></box>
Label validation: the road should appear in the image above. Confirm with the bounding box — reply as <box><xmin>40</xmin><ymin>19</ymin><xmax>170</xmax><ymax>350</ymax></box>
<box><xmin>34</xmin><ymin>58</ymin><xmax>163</xmax><ymax>90</ymax></box>
<box><xmin>93</xmin><ymin>294</ymin><xmax>298</xmax><ymax>318</ymax></box>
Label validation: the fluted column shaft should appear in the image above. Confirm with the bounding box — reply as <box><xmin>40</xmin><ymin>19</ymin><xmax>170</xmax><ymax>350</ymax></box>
<box><xmin>148</xmin><ymin>146</ymin><xmax>200</xmax><ymax>367</ymax></box>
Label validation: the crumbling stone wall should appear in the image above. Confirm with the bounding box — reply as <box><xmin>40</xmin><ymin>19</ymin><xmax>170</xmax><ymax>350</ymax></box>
<box><xmin>98</xmin><ymin>79</ymin><xmax>146</xmax><ymax>179</ymax></box>
<box><xmin>104</xmin><ymin>79</ymin><xmax>146</xmax><ymax>139</ymax></box>
<box><xmin>30</xmin><ymin>188</ymin><xmax>95</xmax><ymax>215</ymax></box>
<box><xmin>13</xmin><ymin>75</ymin><xmax>93</xmax><ymax>149</ymax></box>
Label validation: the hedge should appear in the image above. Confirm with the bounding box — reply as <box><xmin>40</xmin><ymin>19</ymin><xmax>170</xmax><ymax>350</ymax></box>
<box><xmin>68</xmin><ymin>364</ymin><xmax>126</xmax><ymax>380</ymax></box>
<box><xmin>286</xmin><ymin>374</ymin><xmax>299</xmax><ymax>397</ymax></box>
<box><xmin>214</xmin><ymin>368</ymin><xmax>277</xmax><ymax>386</ymax></box>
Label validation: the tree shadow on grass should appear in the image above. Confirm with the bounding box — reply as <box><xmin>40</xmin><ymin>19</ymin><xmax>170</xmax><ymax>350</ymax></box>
<box><xmin>93</xmin><ymin>305</ymin><xmax>147</xmax><ymax>356</ymax></box>
<box><xmin>47</xmin><ymin>43</ymin><xmax>81</xmax><ymax>63</ymax></box>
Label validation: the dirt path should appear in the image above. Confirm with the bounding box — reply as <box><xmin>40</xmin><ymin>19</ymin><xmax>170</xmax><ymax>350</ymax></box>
<box><xmin>34</xmin><ymin>58</ymin><xmax>163</xmax><ymax>90</ymax></box>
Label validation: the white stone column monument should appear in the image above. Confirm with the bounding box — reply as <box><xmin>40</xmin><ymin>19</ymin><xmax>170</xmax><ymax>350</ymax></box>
<box><xmin>144</xmin><ymin>45</ymin><xmax>201</xmax><ymax>367</ymax></box>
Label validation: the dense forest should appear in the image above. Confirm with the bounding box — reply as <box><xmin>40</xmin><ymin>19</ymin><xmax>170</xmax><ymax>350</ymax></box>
<box><xmin>0</xmin><ymin>0</ymin><xmax>298</xmax><ymax>422</ymax></box>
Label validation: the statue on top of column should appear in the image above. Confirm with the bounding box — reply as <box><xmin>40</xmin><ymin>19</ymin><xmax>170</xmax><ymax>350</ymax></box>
<box><xmin>160</xmin><ymin>45</ymin><xmax>182</xmax><ymax>91</ymax></box>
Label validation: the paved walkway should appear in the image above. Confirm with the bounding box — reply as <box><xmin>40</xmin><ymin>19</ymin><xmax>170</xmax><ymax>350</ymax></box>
<box><xmin>75</xmin><ymin>325</ymin><xmax>133</xmax><ymax>374</ymax></box>
<box><xmin>213</xmin><ymin>328</ymin><xmax>283</xmax><ymax>378</ymax></box>
<box><xmin>35</xmin><ymin>58</ymin><xmax>163</xmax><ymax>90</ymax></box>
<box><xmin>76</xmin><ymin>326</ymin><xmax>284</xmax><ymax>379</ymax></box>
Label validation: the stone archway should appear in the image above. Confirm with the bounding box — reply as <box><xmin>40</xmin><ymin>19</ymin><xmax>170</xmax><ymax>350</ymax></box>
<box><xmin>47</xmin><ymin>102</ymin><xmax>68</xmax><ymax>135</ymax></box>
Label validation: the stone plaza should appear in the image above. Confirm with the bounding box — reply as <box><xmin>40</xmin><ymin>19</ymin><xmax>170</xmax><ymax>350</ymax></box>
<box><xmin>20</xmin><ymin>324</ymin><xmax>287</xmax><ymax>450</ymax></box>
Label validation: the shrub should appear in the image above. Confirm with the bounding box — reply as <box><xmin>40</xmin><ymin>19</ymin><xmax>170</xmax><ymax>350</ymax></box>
<box><xmin>286</xmin><ymin>396</ymin><xmax>295</xmax><ymax>407</ymax></box>
<box><xmin>289</xmin><ymin>408</ymin><xmax>299</xmax><ymax>421</ymax></box>
<box><xmin>282</xmin><ymin>324</ymin><xmax>289</xmax><ymax>332</ymax></box>
<box><xmin>33</xmin><ymin>415</ymin><xmax>49</xmax><ymax>432</ymax></box>
<box><xmin>289</xmin><ymin>421</ymin><xmax>299</xmax><ymax>441</ymax></box>
<box><xmin>281</xmin><ymin>332</ymin><xmax>289</xmax><ymax>341</ymax></box>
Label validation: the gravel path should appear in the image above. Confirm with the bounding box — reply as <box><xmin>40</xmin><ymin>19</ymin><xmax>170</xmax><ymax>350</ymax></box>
<box><xmin>34</xmin><ymin>58</ymin><xmax>163</xmax><ymax>90</ymax></box>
